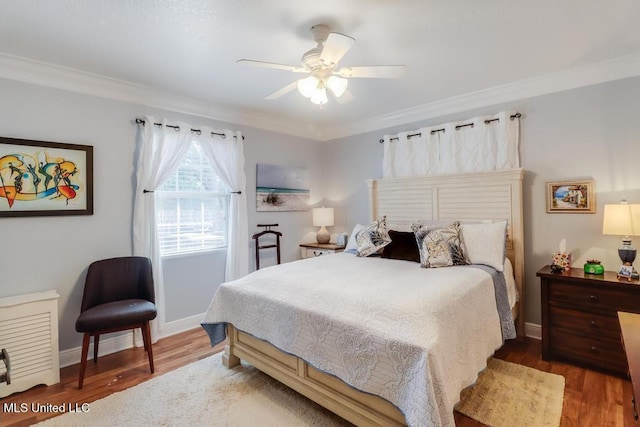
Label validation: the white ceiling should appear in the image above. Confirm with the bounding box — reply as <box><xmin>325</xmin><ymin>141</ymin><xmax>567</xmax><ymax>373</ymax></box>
<box><xmin>1</xmin><ymin>1</ymin><xmax>640</xmax><ymax>140</ymax></box>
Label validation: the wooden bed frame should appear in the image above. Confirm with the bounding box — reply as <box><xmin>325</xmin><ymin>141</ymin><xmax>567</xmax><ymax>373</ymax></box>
<box><xmin>223</xmin><ymin>169</ymin><xmax>525</xmax><ymax>426</ymax></box>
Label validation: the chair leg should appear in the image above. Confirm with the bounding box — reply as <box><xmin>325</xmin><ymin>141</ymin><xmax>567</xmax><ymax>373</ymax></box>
<box><xmin>78</xmin><ymin>333</ymin><xmax>91</xmax><ymax>389</ymax></box>
<box><xmin>141</xmin><ymin>322</ymin><xmax>154</xmax><ymax>374</ymax></box>
<box><xmin>93</xmin><ymin>334</ymin><xmax>100</xmax><ymax>364</ymax></box>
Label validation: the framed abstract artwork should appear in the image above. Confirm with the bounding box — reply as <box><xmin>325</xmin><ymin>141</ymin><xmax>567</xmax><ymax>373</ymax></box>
<box><xmin>546</xmin><ymin>179</ymin><xmax>595</xmax><ymax>213</ymax></box>
<box><xmin>0</xmin><ymin>136</ymin><xmax>94</xmax><ymax>217</ymax></box>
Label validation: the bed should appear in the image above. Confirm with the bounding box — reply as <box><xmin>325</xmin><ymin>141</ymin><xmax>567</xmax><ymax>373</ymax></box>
<box><xmin>202</xmin><ymin>169</ymin><xmax>525</xmax><ymax>427</ymax></box>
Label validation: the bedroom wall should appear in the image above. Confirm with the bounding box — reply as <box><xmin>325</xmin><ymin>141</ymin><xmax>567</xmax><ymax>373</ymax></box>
<box><xmin>323</xmin><ymin>75</ymin><xmax>640</xmax><ymax>329</ymax></box>
<box><xmin>0</xmin><ymin>78</ymin><xmax>323</xmax><ymax>352</ymax></box>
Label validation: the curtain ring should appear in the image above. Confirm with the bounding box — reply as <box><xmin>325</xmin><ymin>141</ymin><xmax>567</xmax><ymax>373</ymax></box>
<box><xmin>222</xmin><ymin>134</ymin><xmax>227</xmax><ymax>139</ymax></box>
<box><xmin>195</xmin><ymin>129</ymin><xmax>202</xmax><ymax>135</ymax></box>
<box><xmin>173</xmin><ymin>126</ymin><xmax>180</xmax><ymax>132</ymax></box>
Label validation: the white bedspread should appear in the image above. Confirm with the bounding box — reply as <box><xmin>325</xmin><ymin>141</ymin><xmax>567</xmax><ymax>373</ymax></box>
<box><xmin>202</xmin><ymin>254</ymin><xmax>504</xmax><ymax>427</ymax></box>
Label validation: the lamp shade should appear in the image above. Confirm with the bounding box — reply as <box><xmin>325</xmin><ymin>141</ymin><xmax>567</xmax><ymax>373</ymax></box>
<box><xmin>326</xmin><ymin>76</ymin><xmax>348</xmax><ymax>97</ymax></box>
<box><xmin>312</xmin><ymin>207</ymin><xmax>334</xmax><ymax>227</ymax></box>
<box><xmin>310</xmin><ymin>87</ymin><xmax>328</xmax><ymax>105</ymax></box>
<box><xmin>603</xmin><ymin>203</ymin><xmax>640</xmax><ymax>236</ymax></box>
<box><xmin>297</xmin><ymin>76</ymin><xmax>317</xmax><ymax>98</ymax></box>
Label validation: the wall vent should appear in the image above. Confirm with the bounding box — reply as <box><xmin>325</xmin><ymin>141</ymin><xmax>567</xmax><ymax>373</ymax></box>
<box><xmin>0</xmin><ymin>291</ymin><xmax>59</xmax><ymax>397</ymax></box>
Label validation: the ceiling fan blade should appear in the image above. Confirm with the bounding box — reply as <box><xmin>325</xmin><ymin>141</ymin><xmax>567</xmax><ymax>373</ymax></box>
<box><xmin>237</xmin><ymin>59</ymin><xmax>306</xmax><ymax>73</ymax></box>
<box><xmin>337</xmin><ymin>65</ymin><xmax>407</xmax><ymax>79</ymax></box>
<box><xmin>265</xmin><ymin>81</ymin><xmax>298</xmax><ymax>100</ymax></box>
<box><xmin>319</xmin><ymin>33</ymin><xmax>355</xmax><ymax>67</ymax></box>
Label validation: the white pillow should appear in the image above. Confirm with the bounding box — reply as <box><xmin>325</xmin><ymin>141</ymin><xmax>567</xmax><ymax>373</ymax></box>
<box><xmin>344</xmin><ymin>223</ymin><xmax>365</xmax><ymax>254</ymax></box>
<box><xmin>460</xmin><ymin>221</ymin><xmax>507</xmax><ymax>271</ymax></box>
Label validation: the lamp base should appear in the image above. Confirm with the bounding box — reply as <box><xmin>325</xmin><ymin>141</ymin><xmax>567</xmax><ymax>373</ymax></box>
<box><xmin>316</xmin><ymin>226</ymin><xmax>330</xmax><ymax>244</ymax></box>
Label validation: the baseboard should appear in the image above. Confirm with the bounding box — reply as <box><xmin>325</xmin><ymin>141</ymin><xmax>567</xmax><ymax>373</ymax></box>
<box><xmin>525</xmin><ymin>322</ymin><xmax>541</xmax><ymax>340</ymax></box>
<box><xmin>159</xmin><ymin>313</ymin><xmax>205</xmax><ymax>339</ymax></box>
<box><xmin>59</xmin><ymin>332</ymin><xmax>134</xmax><ymax>368</ymax></box>
<box><xmin>58</xmin><ymin>313</ymin><xmax>205</xmax><ymax>368</ymax></box>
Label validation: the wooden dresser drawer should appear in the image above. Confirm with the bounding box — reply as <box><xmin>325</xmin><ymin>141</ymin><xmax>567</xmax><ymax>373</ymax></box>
<box><xmin>549</xmin><ymin>281</ymin><xmax>640</xmax><ymax>313</ymax></box>
<box><xmin>550</xmin><ymin>328</ymin><xmax>627</xmax><ymax>375</ymax></box>
<box><xmin>549</xmin><ymin>306</ymin><xmax>621</xmax><ymax>339</ymax></box>
<box><xmin>538</xmin><ymin>266</ymin><xmax>640</xmax><ymax>377</ymax></box>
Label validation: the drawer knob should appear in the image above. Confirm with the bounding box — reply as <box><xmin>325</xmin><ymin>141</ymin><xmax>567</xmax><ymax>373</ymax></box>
<box><xmin>590</xmin><ymin>346</ymin><xmax>598</xmax><ymax>352</ymax></box>
<box><xmin>590</xmin><ymin>320</ymin><xmax>597</xmax><ymax>327</ymax></box>
<box><xmin>589</xmin><ymin>295</ymin><xmax>598</xmax><ymax>301</ymax></box>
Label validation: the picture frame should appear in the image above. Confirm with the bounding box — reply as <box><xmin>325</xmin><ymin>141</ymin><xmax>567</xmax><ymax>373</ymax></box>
<box><xmin>546</xmin><ymin>179</ymin><xmax>595</xmax><ymax>214</ymax></box>
<box><xmin>256</xmin><ymin>163</ymin><xmax>309</xmax><ymax>212</ymax></box>
<box><xmin>0</xmin><ymin>136</ymin><xmax>93</xmax><ymax>217</ymax></box>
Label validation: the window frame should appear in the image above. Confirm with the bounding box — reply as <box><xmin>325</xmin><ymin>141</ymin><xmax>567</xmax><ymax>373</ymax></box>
<box><xmin>155</xmin><ymin>142</ymin><xmax>230</xmax><ymax>257</ymax></box>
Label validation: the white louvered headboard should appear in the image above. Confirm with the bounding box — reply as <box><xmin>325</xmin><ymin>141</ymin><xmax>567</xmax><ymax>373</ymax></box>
<box><xmin>367</xmin><ymin>168</ymin><xmax>525</xmax><ymax>337</ymax></box>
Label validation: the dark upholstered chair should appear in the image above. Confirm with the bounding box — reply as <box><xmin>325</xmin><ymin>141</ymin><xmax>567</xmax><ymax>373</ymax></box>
<box><xmin>75</xmin><ymin>256</ymin><xmax>157</xmax><ymax>388</ymax></box>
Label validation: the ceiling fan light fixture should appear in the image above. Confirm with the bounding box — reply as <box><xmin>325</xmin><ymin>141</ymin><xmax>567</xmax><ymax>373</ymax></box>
<box><xmin>310</xmin><ymin>87</ymin><xmax>328</xmax><ymax>105</ymax></box>
<box><xmin>326</xmin><ymin>76</ymin><xmax>348</xmax><ymax>97</ymax></box>
<box><xmin>297</xmin><ymin>76</ymin><xmax>318</xmax><ymax>98</ymax></box>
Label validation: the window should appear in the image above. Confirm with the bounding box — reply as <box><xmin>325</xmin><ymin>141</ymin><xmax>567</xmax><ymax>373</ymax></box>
<box><xmin>156</xmin><ymin>142</ymin><xmax>229</xmax><ymax>256</ymax></box>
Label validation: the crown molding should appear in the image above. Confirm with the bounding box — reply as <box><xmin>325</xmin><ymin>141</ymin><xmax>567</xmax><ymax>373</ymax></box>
<box><xmin>0</xmin><ymin>52</ymin><xmax>318</xmax><ymax>140</ymax></box>
<box><xmin>1</xmin><ymin>51</ymin><xmax>639</xmax><ymax>142</ymax></box>
<box><xmin>322</xmin><ymin>52</ymin><xmax>640</xmax><ymax>140</ymax></box>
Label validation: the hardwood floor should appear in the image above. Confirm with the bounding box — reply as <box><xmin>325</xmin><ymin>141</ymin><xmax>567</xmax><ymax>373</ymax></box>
<box><xmin>0</xmin><ymin>328</ymin><xmax>222</xmax><ymax>427</ymax></box>
<box><xmin>0</xmin><ymin>329</ymin><xmax>635</xmax><ymax>426</ymax></box>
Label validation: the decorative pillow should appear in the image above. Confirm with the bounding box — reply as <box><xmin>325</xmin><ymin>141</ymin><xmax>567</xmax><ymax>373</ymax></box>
<box><xmin>344</xmin><ymin>223</ymin><xmax>365</xmax><ymax>254</ymax></box>
<box><xmin>412</xmin><ymin>221</ymin><xmax>469</xmax><ymax>268</ymax></box>
<box><xmin>460</xmin><ymin>220</ymin><xmax>507</xmax><ymax>271</ymax></box>
<box><xmin>381</xmin><ymin>230</ymin><xmax>420</xmax><ymax>263</ymax></box>
<box><xmin>355</xmin><ymin>217</ymin><xmax>391</xmax><ymax>257</ymax></box>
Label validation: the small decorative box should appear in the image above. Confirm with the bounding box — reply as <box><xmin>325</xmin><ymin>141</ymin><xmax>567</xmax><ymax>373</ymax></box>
<box><xmin>552</xmin><ymin>252</ymin><xmax>572</xmax><ymax>271</ymax></box>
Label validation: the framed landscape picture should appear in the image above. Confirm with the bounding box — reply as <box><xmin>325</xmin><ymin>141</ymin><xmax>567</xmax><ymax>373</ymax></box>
<box><xmin>546</xmin><ymin>179</ymin><xmax>595</xmax><ymax>213</ymax></box>
<box><xmin>0</xmin><ymin>136</ymin><xmax>94</xmax><ymax>217</ymax></box>
<box><xmin>256</xmin><ymin>164</ymin><xmax>309</xmax><ymax>212</ymax></box>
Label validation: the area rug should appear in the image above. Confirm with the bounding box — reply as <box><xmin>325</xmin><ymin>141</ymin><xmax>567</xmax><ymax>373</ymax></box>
<box><xmin>455</xmin><ymin>358</ymin><xmax>565</xmax><ymax>427</ymax></box>
<box><xmin>36</xmin><ymin>352</ymin><xmax>351</xmax><ymax>427</ymax></box>
<box><xmin>36</xmin><ymin>354</ymin><xmax>564</xmax><ymax>427</ymax></box>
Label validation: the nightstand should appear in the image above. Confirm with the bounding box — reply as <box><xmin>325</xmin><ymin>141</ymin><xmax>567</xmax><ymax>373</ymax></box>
<box><xmin>537</xmin><ymin>265</ymin><xmax>640</xmax><ymax>377</ymax></box>
<box><xmin>299</xmin><ymin>243</ymin><xmax>345</xmax><ymax>259</ymax></box>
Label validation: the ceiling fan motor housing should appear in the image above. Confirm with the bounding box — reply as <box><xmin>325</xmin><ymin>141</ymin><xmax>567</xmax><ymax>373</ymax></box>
<box><xmin>302</xmin><ymin>25</ymin><xmax>332</xmax><ymax>71</ymax></box>
<box><xmin>302</xmin><ymin>47</ymin><xmax>323</xmax><ymax>70</ymax></box>
<box><xmin>310</xmin><ymin>24</ymin><xmax>330</xmax><ymax>43</ymax></box>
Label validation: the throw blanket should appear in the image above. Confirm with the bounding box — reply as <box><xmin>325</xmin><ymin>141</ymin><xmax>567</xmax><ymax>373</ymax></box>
<box><xmin>202</xmin><ymin>254</ymin><xmax>512</xmax><ymax>427</ymax></box>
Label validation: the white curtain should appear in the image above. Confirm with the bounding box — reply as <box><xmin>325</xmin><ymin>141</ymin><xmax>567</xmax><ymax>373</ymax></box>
<box><xmin>133</xmin><ymin>117</ymin><xmax>248</xmax><ymax>343</ymax></box>
<box><xmin>382</xmin><ymin>111</ymin><xmax>520</xmax><ymax>178</ymax></box>
<box><xmin>133</xmin><ymin>116</ymin><xmax>193</xmax><ymax>342</ymax></box>
<box><xmin>383</xmin><ymin>127</ymin><xmax>442</xmax><ymax>178</ymax></box>
<box><xmin>195</xmin><ymin>129</ymin><xmax>249</xmax><ymax>281</ymax></box>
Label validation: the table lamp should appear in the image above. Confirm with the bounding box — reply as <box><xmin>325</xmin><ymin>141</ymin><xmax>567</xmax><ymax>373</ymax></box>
<box><xmin>313</xmin><ymin>206</ymin><xmax>334</xmax><ymax>244</ymax></box>
<box><xmin>602</xmin><ymin>201</ymin><xmax>640</xmax><ymax>279</ymax></box>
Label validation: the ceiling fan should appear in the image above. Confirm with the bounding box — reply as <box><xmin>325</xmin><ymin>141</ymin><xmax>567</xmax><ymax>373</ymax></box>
<box><xmin>237</xmin><ymin>24</ymin><xmax>407</xmax><ymax>105</ymax></box>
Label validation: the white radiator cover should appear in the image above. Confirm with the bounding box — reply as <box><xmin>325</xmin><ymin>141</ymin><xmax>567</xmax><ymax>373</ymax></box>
<box><xmin>0</xmin><ymin>290</ymin><xmax>60</xmax><ymax>397</ymax></box>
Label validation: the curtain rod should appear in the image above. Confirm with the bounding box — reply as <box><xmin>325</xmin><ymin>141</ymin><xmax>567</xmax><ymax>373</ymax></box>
<box><xmin>135</xmin><ymin>118</ymin><xmax>244</xmax><ymax>140</ymax></box>
<box><xmin>378</xmin><ymin>112</ymin><xmax>521</xmax><ymax>144</ymax></box>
